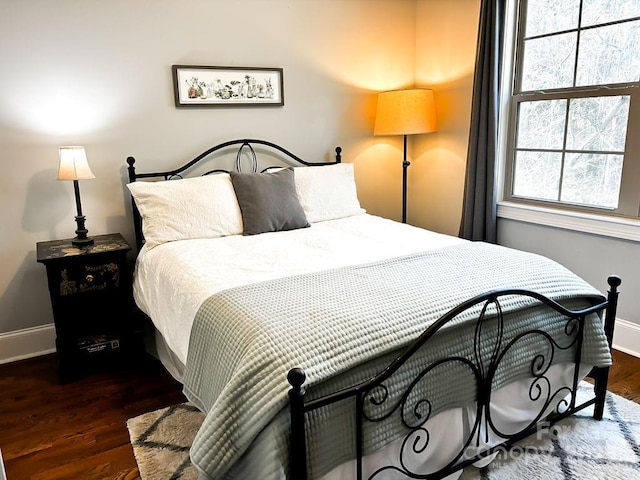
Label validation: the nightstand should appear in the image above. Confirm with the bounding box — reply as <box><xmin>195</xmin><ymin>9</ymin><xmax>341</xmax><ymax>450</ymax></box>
<box><xmin>37</xmin><ymin>233</ymin><xmax>138</xmax><ymax>383</ymax></box>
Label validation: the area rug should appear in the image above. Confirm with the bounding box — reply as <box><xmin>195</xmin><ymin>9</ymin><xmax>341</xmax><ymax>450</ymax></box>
<box><xmin>127</xmin><ymin>383</ymin><xmax>640</xmax><ymax>479</ymax></box>
<box><xmin>127</xmin><ymin>403</ymin><xmax>202</xmax><ymax>480</ymax></box>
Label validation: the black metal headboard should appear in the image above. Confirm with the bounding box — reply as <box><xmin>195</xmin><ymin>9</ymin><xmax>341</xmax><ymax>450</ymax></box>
<box><xmin>126</xmin><ymin>138</ymin><xmax>343</xmax><ymax>251</ymax></box>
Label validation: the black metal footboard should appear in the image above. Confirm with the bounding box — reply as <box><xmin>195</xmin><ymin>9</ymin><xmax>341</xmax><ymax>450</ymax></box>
<box><xmin>287</xmin><ymin>275</ymin><xmax>621</xmax><ymax>480</ymax></box>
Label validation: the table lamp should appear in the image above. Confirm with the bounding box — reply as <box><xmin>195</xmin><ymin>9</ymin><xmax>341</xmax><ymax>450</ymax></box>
<box><xmin>57</xmin><ymin>146</ymin><xmax>95</xmax><ymax>246</ymax></box>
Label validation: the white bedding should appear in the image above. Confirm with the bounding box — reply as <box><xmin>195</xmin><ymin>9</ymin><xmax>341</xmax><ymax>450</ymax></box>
<box><xmin>133</xmin><ymin>212</ymin><xmax>599</xmax><ymax>480</ymax></box>
<box><xmin>133</xmin><ymin>213</ymin><xmax>466</xmax><ymax>366</ymax></box>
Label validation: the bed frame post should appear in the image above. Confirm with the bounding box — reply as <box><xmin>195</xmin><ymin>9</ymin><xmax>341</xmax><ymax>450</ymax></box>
<box><xmin>335</xmin><ymin>146</ymin><xmax>342</xmax><ymax>163</ymax></box>
<box><xmin>288</xmin><ymin>368</ymin><xmax>308</xmax><ymax>480</ymax></box>
<box><xmin>593</xmin><ymin>275</ymin><xmax>621</xmax><ymax>420</ymax></box>
<box><xmin>126</xmin><ymin>156</ymin><xmax>144</xmax><ymax>251</ymax></box>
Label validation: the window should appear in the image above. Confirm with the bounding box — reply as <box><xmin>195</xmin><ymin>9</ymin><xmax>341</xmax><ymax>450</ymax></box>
<box><xmin>504</xmin><ymin>0</ymin><xmax>640</xmax><ymax>218</ymax></box>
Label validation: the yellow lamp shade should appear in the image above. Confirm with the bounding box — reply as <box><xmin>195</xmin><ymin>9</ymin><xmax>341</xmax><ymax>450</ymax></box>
<box><xmin>374</xmin><ymin>88</ymin><xmax>437</xmax><ymax>136</ymax></box>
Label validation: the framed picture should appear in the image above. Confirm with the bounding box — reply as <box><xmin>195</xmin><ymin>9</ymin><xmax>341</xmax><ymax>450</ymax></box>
<box><xmin>172</xmin><ymin>65</ymin><xmax>284</xmax><ymax>108</ymax></box>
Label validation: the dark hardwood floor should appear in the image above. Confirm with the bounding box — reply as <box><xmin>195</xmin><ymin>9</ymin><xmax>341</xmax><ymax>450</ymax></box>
<box><xmin>0</xmin><ymin>350</ymin><xmax>639</xmax><ymax>480</ymax></box>
<box><xmin>0</xmin><ymin>353</ymin><xmax>185</xmax><ymax>480</ymax></box>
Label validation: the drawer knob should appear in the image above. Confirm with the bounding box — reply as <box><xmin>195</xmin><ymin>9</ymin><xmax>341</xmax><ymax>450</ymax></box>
<box><xmin>86</xmin><ymin>274</ymin><xmax>95</xmax><ymax>283</ymax></box>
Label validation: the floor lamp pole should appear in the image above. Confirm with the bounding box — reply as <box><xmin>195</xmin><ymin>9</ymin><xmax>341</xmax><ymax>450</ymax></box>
<box><xmin>402</xmin><ymin>134</ymin><xmax>409</xmax><ymax>224</ymax></box>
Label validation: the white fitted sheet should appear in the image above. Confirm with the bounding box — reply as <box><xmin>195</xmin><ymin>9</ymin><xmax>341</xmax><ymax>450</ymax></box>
<box><xmin>133</xmin><ymin>213</ymin><xmax>466</xmax><ymax>366</ymax></box>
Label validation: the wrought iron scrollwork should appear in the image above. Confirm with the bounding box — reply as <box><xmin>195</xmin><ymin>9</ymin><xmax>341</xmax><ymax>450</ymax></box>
<box><xmin>362</xmin><ymin>294</ymin><xmax>598</xmax><ymax>479</ymax></box>
<box><xmin>235</xmin><ymin>142</ymin><xmax>259</xmax><ymax>172</ymax></box>
<box><xmin>288</xmin><ymin>278</ymin><xmax>621</xmax><ymax>480</ymax></box>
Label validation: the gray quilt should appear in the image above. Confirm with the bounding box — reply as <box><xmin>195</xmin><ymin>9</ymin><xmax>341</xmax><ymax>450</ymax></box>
<box><xmin>182</xmin><ymin>242</ymin><xmax>611</xmax><ymax>479</ymax></box>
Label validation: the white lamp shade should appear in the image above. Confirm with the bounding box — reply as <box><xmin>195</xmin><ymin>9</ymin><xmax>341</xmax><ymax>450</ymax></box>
<box><xmin>57</xmin><ymin>146</ymin><xmax>95</xmax><ymax>181</ymax></box>
<box><xmin>374</xmin><ymin>88</ymin><xmax>437</xmax><ymax>136</ymax></box>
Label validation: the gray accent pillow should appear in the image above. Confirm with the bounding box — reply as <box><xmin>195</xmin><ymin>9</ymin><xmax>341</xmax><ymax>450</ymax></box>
<box><xmin>230</xmin><ymin>168</ymin><xmax>310</xmax><ymax>235</ymax></box>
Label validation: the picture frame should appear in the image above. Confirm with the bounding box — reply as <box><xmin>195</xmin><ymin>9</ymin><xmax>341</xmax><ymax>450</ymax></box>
<box><xmin>172</xmin><ymin>65</ymin><xmax>284</xmax><ymax>108</ymax></box>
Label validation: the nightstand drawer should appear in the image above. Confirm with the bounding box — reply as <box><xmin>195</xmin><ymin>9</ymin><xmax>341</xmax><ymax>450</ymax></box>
<box><xmin>58</xmin><ymin>259</ymin><xmax>122</xmax><ymax>297</ymax></box>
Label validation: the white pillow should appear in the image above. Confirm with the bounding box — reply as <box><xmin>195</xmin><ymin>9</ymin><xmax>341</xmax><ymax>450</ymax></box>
<box><xmin>127</xmin><ymin>174</ymin><xmax>243</xmax><ymax>248</ymax></box>
<box><xmin>293</xmin><ymin>163</ymin><xmax>365</xmax><ymax>223</ymax></box>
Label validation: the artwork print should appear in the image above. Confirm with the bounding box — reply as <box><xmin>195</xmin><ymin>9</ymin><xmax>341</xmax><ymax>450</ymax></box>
<box><xmin>172</xmin><ymin>65</ymin><xmax>284</xmax><ymax>107</ymax></box>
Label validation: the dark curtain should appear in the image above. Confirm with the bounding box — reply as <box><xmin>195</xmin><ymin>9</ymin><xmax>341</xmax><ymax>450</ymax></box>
<box><xmin>459</xmin><ymin>0</ymin><xmax>507</xmax><ymax>243</ymax></box>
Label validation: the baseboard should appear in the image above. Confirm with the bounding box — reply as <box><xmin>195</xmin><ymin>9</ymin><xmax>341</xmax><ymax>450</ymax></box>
<box><xmin>0</xmin><ymin>324</ymin><xmax>56</xmax><ymax>365</ymax></box>
<box><xmin>0</xmin><ymin>317</ymin><xmax>637</xmax><ymax>365</ymax></box>
<box><xmin>612</xmin><ymin>318</ymin><xmax>640</xmax><ymax>359</ymax></box>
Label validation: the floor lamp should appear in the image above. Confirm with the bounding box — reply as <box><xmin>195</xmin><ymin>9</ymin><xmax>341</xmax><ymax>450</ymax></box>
<box><xmin>374</xmin><ymin>88</ymin><xmax>437</xmax><ymax>223</ymax></box>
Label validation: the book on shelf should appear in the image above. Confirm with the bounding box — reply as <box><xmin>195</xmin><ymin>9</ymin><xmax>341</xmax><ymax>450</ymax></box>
<box><xmin>77</xmin><ymin>334</ymin><xmax>120</xmax><ymax>354</ymax></box>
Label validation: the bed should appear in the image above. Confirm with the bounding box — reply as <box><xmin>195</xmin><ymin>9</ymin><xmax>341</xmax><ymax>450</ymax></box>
<box><xmin>125</xmin><ymin>139</ymin><xmax>620</xmax><ymax>480</ymax></box>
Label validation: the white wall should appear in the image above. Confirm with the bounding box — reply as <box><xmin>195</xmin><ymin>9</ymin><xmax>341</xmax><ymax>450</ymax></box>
<box><xmin>499</xmin><ymin>219</ymin><xmax>640</xmax><ymax>354</ymax></box>
<box><xmin>413</xmin><ymin>0</ymin><xmax>480</xmax><ymax>235</ymax></box>
<box><xmin>3</xmin><ymin>1</ymin><xmax>635</xmax><ymax>362</ymax></box>
<box><xmin>0</xmin><ymin>0</ymin><xmax>417</xmax><ymax>339</ymax></box>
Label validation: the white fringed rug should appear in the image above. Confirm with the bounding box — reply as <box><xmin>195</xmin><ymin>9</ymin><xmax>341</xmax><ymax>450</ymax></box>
<box><xmin>127</xmin><ymin>384</ymin><xmax>640</xmax><ymax>480</ymax></box>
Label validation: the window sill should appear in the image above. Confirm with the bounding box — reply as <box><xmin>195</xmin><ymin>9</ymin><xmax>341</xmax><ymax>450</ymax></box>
<box><xmin>497</xmin><ymin>201</ymin><xmax>640</xmax><ymax>243</ymax></box>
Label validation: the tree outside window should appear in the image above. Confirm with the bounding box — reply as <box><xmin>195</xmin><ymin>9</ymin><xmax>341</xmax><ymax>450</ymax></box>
<box><xmin>504</xmin><ymin>0</ymin><xmax>640</xmax><ymax>217</ymax></box>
